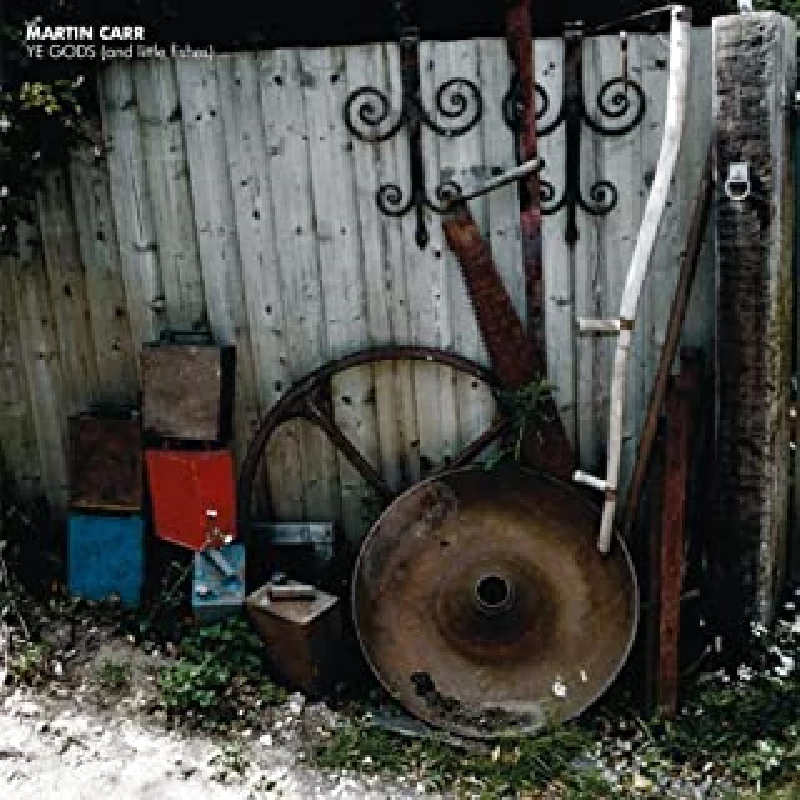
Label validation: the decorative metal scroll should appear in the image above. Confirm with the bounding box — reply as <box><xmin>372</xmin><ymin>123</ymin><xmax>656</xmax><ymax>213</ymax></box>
<box><xmin>343</xmin><ymin>6</ymin><xmax>482</xmax><ymax>248</ymax></box>
<box><xmin>504</xmin><ymin>22</ymin><xmax>646</xmax><ymax>245</ymax></box>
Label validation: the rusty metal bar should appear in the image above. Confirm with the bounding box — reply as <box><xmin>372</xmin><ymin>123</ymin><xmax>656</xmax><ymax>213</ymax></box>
<box><xmin>304</xmin><ymin>396</ymin><xmax>396</xmax><ymax>504</ymax></box>
<box><xmin>505</xmin><ymin>0</ymin><xmax>546</xmax><ymax>353</ymax></box>
<box><xmin>657</xmin><ymin>352</ymin><xmax>701</xmax><ymax>716</ymax></box>
<box><xmin>433</xmin><ymin>417</ymin><xmax>513</xmax><ymax>474</ymax></box>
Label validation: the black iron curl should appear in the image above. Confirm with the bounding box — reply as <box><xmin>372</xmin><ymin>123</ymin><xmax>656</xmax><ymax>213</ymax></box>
<box><xmin>343</xmin><ymin>86</ymin><xmax>404</xmax><ymax>142</ymax></box>
<box><xmin>583</xmin><ymin>77</ymin><xmax>646</xmax><ymax>136</ymax></box>
<box><xmin>579</xmin><ymin>180</ymin><xmax>618</xmax><ymax>215</ymax></box>
<box><xmin>376</xmin><ymin>183</ymin><xmax>414</xmax><ymax>217</ymax></box>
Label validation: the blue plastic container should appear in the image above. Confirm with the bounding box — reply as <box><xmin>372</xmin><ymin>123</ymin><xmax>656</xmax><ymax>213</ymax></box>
<box><xmin>68</xmin><ymin>513</ymin><xmax>144</xmax><ymax>607</ymax></box>
<box><xmin>192</xmin><ymin>543</ymin><xmax>246</xmax><ymax>623</ymax></box>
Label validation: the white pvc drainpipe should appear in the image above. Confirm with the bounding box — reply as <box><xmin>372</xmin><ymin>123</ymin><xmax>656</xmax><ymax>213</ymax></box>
<box><xmin>573</xmin><ymin>5</ymin><xmax>692</xmax><ymax>553</ymax></box>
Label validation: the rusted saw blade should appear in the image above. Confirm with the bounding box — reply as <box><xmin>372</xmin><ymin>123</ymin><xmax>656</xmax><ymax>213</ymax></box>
<box><xmin>352</xmin><ymin>466</ymin><xmax>638</xmax><ymax>739</ymax></box>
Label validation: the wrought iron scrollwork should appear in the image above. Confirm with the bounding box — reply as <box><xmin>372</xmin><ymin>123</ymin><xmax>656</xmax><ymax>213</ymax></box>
<box><xmin>504</xmin><ymin>22</ymin><xmax>646</xmax><ymax>245</ymax></box>
<box><xmin>343</xmin><ymin>8</ymin><xmax>483</xmax><ymax>248</ymax></box>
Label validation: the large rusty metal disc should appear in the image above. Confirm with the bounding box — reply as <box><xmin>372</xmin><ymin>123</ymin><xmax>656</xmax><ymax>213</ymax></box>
<box><xmin>352</xmin><ymin>466</ymin><xmax>638</xmax><ymax>738</ymax></box>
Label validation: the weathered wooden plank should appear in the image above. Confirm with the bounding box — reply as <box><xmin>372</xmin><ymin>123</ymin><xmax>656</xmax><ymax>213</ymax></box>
<box><xmin>303</xmin><ymin>46</ymin><xmax>382</xmax><ymax>541</ymax></box>
<box><xmin>258</xmin><ymin>49</ymin><xmax>340</xmax><ymax>522</ymax></box>
<box><xmin>346</xmin><ymin>42</ymin><xmax>424</xmax><ymax>493</ymax></box>
<box><xmin>434</xmin><ymin>39</ymin><xmax>495</xmax><ymax>461</ymax></box>
<box><xmin>8</xmin><ymin>226</ymin><xmax>69</xmax><ymax>509</ymax></box>
<box><xmin>410</xmin><ymin>39</ymin><xmax>459</xmax><ymax>477</ymax></box>
<box><xmin>69</xmin><ymin>147</ymin><xmax>138</xmax><ymax>404</ymax></box>
<box><xmin>0</xmin><ymin>261</ymin><xmax>41</xmax><ymax>496</ymax></box>
<box><xmin>98</xmin><ymin>62</ymin><xmax>163</xmax><ymax>356</ymax></box>
<box><xmin>537</xmin><ymin>38</ymin><xmax>576</xmax><ymax>452</ymax></box>
<box><xmin>175</xmin><ymin>56</ymin><xmax>262</xmax><ymax>458</ymax></box>
<box><xmin>573</xmin><ymin>36</ymin><xmax>605</xmax><ymax>471</ymax></box>
<box><xmin>133</xmin><ymin>58</ymin><xmax>206</xmax><ymax>330</ymax></box>
<box><xmin>712</xmin><ymin>12</ymin><xmax>795</xmax><ymax>623</ymax></box>
<box><xmin>215</xmin><ymin>51</ymin><xmax>305</xmax><ymax>522</ymax></box>
<box><xmin>681</xmin><ymin>28</ymin><xmax>715</xmax><ymax>352</ymax></box>
<box><xmin>36</xmin><ymin>169</ymin><xmax>100</xmax><ymax>414</ymax></box>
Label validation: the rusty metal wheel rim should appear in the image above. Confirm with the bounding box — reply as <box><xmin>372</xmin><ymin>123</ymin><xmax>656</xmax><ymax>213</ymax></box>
<box><xmin>351</xmin><ymin>465</ymin><xmax>639</xmax><ymax>739</ymax></box>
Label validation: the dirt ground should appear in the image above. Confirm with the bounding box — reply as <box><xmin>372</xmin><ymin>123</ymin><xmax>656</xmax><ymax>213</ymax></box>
<box><xmin>0</xmin><ymin>635</ymin><xmax>434</xmax><ymax>800</ymax></box>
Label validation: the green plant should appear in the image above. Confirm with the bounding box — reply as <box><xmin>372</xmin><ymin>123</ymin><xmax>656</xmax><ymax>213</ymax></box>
<box><xmin>9</xmin><ymin>640</ymin><xmax>50</xmax><ymax>685</ymax></box>
<box><xmin>487</xmin><ymin>376</ymin><xmax>557</xmax><ymax>467</ymax></box>
<box><xmin>155</xmin><ymin>617</ymin><xmax>287</xmax><ymax>731</ymax></box>
<box><xmin>96</xmin><ymin>658</ymin><xmax>131</xmax><ymax>691</ymax></box>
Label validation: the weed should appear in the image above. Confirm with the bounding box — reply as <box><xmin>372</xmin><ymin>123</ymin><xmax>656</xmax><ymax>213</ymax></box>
<box><xmin>488</xmin><ymin>377</ymin><xmax>557</xmax><ymax>466</ymax></box>
<box><xmin>9</xmin><ymin>641</ymin><xmax>50</xmax><ymax>685</ymax></box>
<box><xmin>155</xmin><ymin>616</ymin><xmax>287</xmax><ymax>731</ymax></box>
<box><xmin>313</xmin><ymin>720</ymin><xmax>608</xmax><ymax>797</ymax></box>
<box><xmin>96</xmin><ymin>658</ymin><xmax>131</xmax><ymax>691</ymax></box>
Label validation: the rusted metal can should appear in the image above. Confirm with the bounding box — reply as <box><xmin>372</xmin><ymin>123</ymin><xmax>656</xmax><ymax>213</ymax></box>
<box><xmin>68</xmin><ymin>410</ymin><xmax>142</xmax><ymax>512</ymax></box>
<box><xmin>145</xmin><ymin>449</ymin><xmax>237</xmax><ymax>551</ymax></box>
<box><xmin>192</xmin><ymin>543</ymin><xmax>246</xmax><ymax>623</ymax></box>
<box><xmin>141</xmin><ymin>331</ymin><xmax>235</xmax><ymax>444</ymax></box>
<box><xmin>246</xmin><ymin>580</ymin><xmax>341</xmax><ymax>696</ymax></box>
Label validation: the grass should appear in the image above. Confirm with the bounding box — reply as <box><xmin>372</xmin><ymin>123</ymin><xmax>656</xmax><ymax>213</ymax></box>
<box><xmin>96</xmin><ymin>658</ymin><xmax>131</xmax><ymax>691</ymax></box>
<box><xmin>314</xmin><ymin>720</ymin><xmax>611</xmax><ymax>798</ymax></box>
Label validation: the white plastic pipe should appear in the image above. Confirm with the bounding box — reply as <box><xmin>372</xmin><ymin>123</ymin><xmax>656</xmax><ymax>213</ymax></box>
<box><xmin>575</xmin><ymin>5</ymin><xmax>692</xmax><ymax>554</ymax></box>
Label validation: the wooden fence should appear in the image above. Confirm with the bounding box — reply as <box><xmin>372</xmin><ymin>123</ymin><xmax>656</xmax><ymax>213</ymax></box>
<box><xmin>0</xmin><ymin>31</ymin><xmax>714</xmax><ymax>542</ymax></box>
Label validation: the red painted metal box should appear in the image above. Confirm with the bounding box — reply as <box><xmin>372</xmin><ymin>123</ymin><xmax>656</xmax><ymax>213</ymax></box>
<box><xmin>68</xmin><ymin>410</ymin><xmax>142</xmax><ymax>512</ymax></box>
<box><xmin>145</xmin><ymin>449</ymin><xmax>237</xmax><ymax>551</ymax></box>
<box><xmin>140</xmin><ymin>332</ymin><xmax>235</xmax><ymax>444</ymax></box>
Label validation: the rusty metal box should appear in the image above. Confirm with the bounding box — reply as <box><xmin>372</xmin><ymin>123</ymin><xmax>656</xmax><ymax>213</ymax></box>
<box><xmin>68</xmin><ymin>410</ymin><xmax>142</xmax><ymax>512</ymax></box>
<box><xmin>141</xmin><ymin>331</ymin><xmax>235</xmax><ymax>443</ymax></box>
<box><xmin>145</xmin><ymin>449</ymin><xmax>237</xmax><ymax>551</ymax></box>
<box><xmin>192</xmin><ymin>543</ymin><xmax>246</xmax><ymax>623</ymax></box>
<box><xmin>246</xmin><ymin>581</ymin><xmax>341</xmax><ymax>696</ymax></box>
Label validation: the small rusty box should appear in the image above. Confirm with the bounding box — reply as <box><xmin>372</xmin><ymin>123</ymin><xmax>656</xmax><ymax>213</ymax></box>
<box><xmin>141</xmin><ymin>332</ymin><xmax>235</xmax><ymax>443</ymax></box>
<box><xmin>192</xmin><ymin>543</ymin><xmax>246</xmax><ymax>623</ymax></box>
<box><xmin>145</xmin><ymin>449</ymin><xmax>237</xmax><ymax>551</ymax></box>
<box><xmin>246</xmin><ymin>581</ymin><xmax>341</xmax><ymax>696</ymax></box>
<box><xmin>69</xmin><ymin>410</ymin><xmax>142</xmax><ymax>512</ymax></box>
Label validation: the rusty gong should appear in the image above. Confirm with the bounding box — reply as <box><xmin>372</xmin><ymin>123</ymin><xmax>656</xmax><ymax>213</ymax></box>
<box><xmin>352</xmin><ymin>466</ymin><xmax>638</xmax><ymax>739</ymax></box>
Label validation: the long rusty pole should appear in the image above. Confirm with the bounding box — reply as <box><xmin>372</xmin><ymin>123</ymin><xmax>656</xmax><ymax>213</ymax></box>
<box><xmin>505</xmin><ymin>0</ymin><xmax>546</xmax><ymax>356</ymax></box>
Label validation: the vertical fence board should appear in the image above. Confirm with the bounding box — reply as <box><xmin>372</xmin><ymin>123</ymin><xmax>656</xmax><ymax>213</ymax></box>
<box><xmin>9</xmin><ymin>228</ymin><xmax>68</xmax><ymax>509</ymax></box>
<box><xmin>36</xmin><ymin>170</ymin><xmax>100</xmax><ymax>415</ymax></box>
<box><xmin>215</xmin><ymin>52</ymin><xmax>305</xmax><ymax>521</ymax></box>
<box><xmin>175</xmin><ymin>57</ymin><xmax>262</xmax><ymax>459</ymax></box>
<box><xmin>537</xmin><ymin>38</ymin><xmax>577</xmax><ymax>452</ymax></box>
<box><xmin>0</xmin><ymin>262</ymin><xmax>41</xmax><ymax>495</ymax></box>
<box><xmin>259</xmin><ymin>49</ymin><xmax>340</xmax><ymax>522</ymax></box>
<box><xmin>435</xmin><ymin>39</ymin><xmax>495</xmax><ymax>458</ymax></box>
<box><xmin>304</xmin><ymin>46</ymin><xmax>382</xmax><ymax>540</ymax></box>
<box><xmin>99</xmin><ymin>63</ymin><xmax>163</xmax><ymax>357</ymax></box>
<box><xmin>134</xmin><ymin>59</ymin><xmax>206</xmax><ymax>330</ymax></box>
<box><xmin>69</xmin><ymin>148</ymin><xmax>138</xmax><ymax>404</ymax></box>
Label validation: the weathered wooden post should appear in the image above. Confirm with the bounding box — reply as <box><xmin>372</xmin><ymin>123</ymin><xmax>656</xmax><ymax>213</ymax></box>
<box><xmin>711</xmin><ymin>11</ymin><xmax>796</xmax><ymax>626</ymax></box>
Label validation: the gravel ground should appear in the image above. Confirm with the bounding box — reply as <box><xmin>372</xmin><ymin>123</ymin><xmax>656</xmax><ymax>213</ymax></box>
<box><xmin>0</xmin><ymin>634</ymin><xmax>438</xmax><ymax>800</ymax></box>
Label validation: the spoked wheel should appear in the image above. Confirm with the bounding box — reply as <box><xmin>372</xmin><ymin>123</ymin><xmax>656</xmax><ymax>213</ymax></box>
<box><xmin>237</xmin><ymin>345</ymin><xmax>510</xmax><ymax>549</ymax></box>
